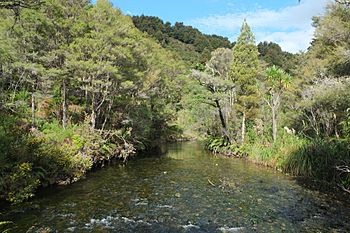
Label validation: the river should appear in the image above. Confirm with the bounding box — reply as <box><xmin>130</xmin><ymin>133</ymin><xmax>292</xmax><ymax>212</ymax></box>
<box><xmin>1</xmin><ymin>142</ymin><xmax>350</xmax><ymax>232</ymax></box>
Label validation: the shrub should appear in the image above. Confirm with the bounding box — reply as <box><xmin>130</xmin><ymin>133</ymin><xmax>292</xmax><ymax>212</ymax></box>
<box><xmin>0</xmin><ymin>119</ymin><xmax>136</xmax><ymax>203</ymax></box>
<box><xmin>1</xmin><ymin>163</ymin><xmax>40</xmax><ymax>204</ymax></box>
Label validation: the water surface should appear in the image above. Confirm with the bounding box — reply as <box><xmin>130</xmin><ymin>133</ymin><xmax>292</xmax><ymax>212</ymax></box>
<box><xmin>2</xmin><ymin>142</ymin><xmax>350</xmax><ymax>232</ymax></box>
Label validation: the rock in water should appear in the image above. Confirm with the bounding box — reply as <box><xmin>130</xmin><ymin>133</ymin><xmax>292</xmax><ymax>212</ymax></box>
<box><xmin>218</xmin><ymin>226</ymin><xmax>246</xmax><ymax>233</ymax></box>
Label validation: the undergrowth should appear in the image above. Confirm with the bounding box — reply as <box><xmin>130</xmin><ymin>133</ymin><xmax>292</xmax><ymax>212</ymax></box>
<box><xmin>0</xmin><ymin>116</ymin><xmax>136</xmax><ymax>204</ymax></box>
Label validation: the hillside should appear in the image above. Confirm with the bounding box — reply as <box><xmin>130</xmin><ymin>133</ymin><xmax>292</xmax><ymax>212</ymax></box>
<box><xmin>132</xmin><ymin>15</ymin><xmax>234</xmax><ymax>66</ymax></box>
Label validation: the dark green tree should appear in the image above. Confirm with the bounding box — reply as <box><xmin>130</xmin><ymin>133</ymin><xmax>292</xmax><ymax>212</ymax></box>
<box><xmin>230</xmin><ymin>19</ymin><xmax>260</xmax><ymax>144</ymax></box>
<box><xmin>258</xmin><ymin>41</ymin><xmax>297</xmax><ymax>73</ymax></box>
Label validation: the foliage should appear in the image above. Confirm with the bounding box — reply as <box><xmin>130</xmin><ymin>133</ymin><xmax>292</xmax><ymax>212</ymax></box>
<box><xmin>242</xmin><ymin>130</ymin><xmax>307</xmax><ymax>169</ymax></box>
<box><xmin>0</xmin><ymin>0</ymin><xmax>350</xmax><ymax>205</ymax></box>
<box><xmin>206</xmin><ymin>136</ymin><xmax>243</xmax><ymax>156</ymax></box>
<box><xmin>306</xmin><ymin>3</ymin><xmax>350</xmax><ymax>77</ymax></box>
<box><xmin>195</xmin><ymin>2</ymin><xmax>350</xmax><ymax>195</ymax></box>
<box><xmin>132</xmin><ymin>15</ymin><xmax>233</xmax><ymax>66</ymax></box>
<box><xmin>258</xmin><ymin>41</ymin><xmax>297</xmax><ymax>73</ymax></box>
<box><xmin>230</xmin><ymin>19</ymin><xmax>259</xmax><ymax>117</ymax></box>
<box><xmin>0</xmin><ymin>0</ymin><xmax>186</xmax><ymax>203</ymax></box>
<box><xmin>242</xmin><ymin>127</ymin><xmax>350</xmax><ymax>187</ymax></box>
<box><xmin>264</xmin><ymin>66</ymin><xmax>292</xmax><ymax>142</ymax></box>
<box><xmin>0</xmin><ymin>116</ymin><xmax>137</xmax><ymax>203</ymax></box>
<box><xmin>230</xmin><ymin>20</ymin><xmax>260</xmax><ymax>143</ymax></box>
<box><xmin>293</xmin><ymin>80</ymin><xmax>350</xmax><ymax>139</ymax></box>
<box><xmin>340</xmin><ymin>108</ymin><xmax>350</xmax><ymax>140</ymax></box>
<box><xmin>0</xmin><ymin>220</ymin><xmax>14</xmax><ymax>233</ymax></box>
<box><xmin>189</xmin><ymin>48</ymin><xmax>234</xmax><ymax>142</ymax></box>
<box><xmin>0</xmin><ymin>0</ymin><xmax>43</xmax><ymax>20</ymax></box>
<box><xmin>283</xmin><ymin>139</ymin><xmax>349</xmax><ymax>179</ymax></box>
<box><xmin>265</xmin><ymin>66</ymin><xmax>292</xmax><ymax>91</ymax></box>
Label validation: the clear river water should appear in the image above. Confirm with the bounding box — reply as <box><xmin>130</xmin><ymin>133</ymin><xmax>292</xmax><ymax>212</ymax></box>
<box><xmin>1</xmin><ymin>142</ymin><xmax>350</xmax><ymax>232</ymax></box>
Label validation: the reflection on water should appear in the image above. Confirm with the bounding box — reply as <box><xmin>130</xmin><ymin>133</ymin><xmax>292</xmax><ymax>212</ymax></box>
<box><xmin>1</xmin><ymin>142</ymin><xmax>350</xmax><ymax>232</ymax></box>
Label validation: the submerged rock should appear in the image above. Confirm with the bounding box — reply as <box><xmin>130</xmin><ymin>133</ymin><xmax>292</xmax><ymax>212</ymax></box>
<box><xmin>182</xmin><ymin>223</ymin><xmax>200</xmax><ymax>230</ymax></box>
<box><xmin>218</xmin><ymin>226</ymin><xmax>246</xmax><ymax>233</ymax></box>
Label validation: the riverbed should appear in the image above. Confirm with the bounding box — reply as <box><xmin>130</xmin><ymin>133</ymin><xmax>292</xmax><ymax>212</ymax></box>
<box><xmin>1</xmin><ymin>142</ymin><xmax>350</xmax><ymax>232</ymax></box>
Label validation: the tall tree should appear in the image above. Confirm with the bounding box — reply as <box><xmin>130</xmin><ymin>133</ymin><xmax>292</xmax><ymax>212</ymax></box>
<box><xmin>44</xmin><ymin>0</ymin><xmax>90</xmax><ymax>128</ymax></box>
<box><xmin>265</xmin><ymin>65</ymin><xmax>291</xmax><ymax>142</ymax></box>
<box><xmin>8</xmin><ymin>4</ymin><xmax>52</xmax><ymax>129</ymax></box>
<box><xmin>67</xmin><ymin>0</ymin><xmax>127</xmax><ymax>130</ymax></box>
<box><xmin>230</xmin><ymin>19</ymin><xmax>260</xmax><ymax>144</ymax></box>
<box><xmin>206</xmin><ymin>48</ymin><xmax>235</xmax><ymax>128</ymax></box>
<box><xmin>306</xmin><ymin>2</ymin><xmax>350</xmax><ymax>77</ymax></box>
<box><xmin>192</xmin><ymin>48</ymin><xmax>234</xmax><ymax>142</ymax></box>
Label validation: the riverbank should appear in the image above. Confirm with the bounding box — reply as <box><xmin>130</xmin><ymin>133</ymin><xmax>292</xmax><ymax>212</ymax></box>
<box><xmin>2</xmin><ymin>141</ymin><xmax>350</xmax><ymax>232</ymax></box>
<box><xmin>206</xmin><ymin>132</ymin><xmax>350</xmax><ymax>194</ymax></box>
<box><xmin>0</xmin><ymin>117</ymin><xmax>137</xmax><ymax>204</ymax></box>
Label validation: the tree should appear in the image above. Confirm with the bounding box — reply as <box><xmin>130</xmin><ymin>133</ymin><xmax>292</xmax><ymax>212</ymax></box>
<box><xmin>67</xmin><ymin>0</ymin><xmax>129</xmax><ymax>130</ymax></box>
<box><xmin>0</xmin><ymin>0</ymin><xmax>191</xmax><ymax>203</ymax></box>
<box><xmin>230</xmin><ymin>20</ymin><xmax>260</xmax><ymax>144</ymax></box>
<box><xmin>192</xmin><ymin>48</ymin><xmax>234</xmax><ymax>142</ymax></box>
<box><xmin>132</xmin><ymin>15</ymin><xmax>233</xmax><ymax>66</ymax></box>
<box><xmin>0</xmin><ymin>0</ymin><xmax>43</xmax><ymax>10</ymax></box>
<box><xmin>8</xmin><ymin>4</ymin><xmax>53</xmax><ymax>129</ymax></box>
<box><xmin>44</xmin><ymin>0</ymin><xmax>90</xmax><ymax>128</ymax></box>
<box><xmin>0</xmin><ymin>0</ymin><xmax>43</xmax><ymax>20</ymax></box>
<box><xmin>265</xmin><ymin>66</ymin><xmax>291</xmax><ymax>142</ymax></box>
<box><xmin>306</xmin><ymin>2</ymin><xmax>350</xmax><ymax>77</ymax></box>
<box><xmin>335</xmin><ymin>0</ymin><xmax>350</xmax><ymax>5</ymax></box>
<box><xmin>257</xmin><ymin>41</ymin><xmax>297</xmax><ymax>73</ymax></box>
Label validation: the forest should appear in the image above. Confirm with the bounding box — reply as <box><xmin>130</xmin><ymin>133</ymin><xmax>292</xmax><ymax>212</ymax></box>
<box><xmin>0</xmin><ymin>0</ymin><xmax>349</xmax><ymax>209</ymax></box>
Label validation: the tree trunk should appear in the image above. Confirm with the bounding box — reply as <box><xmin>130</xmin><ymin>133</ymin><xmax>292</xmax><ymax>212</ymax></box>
<box><xmin>272</xmin><ymin>105</ymin><xmax>277</xmax><ymax>142</ymax></box>
<box><xmin>101</xmin><ymin>98</ymin><xmax>113</xmax><ymax>131</ymax></box>
<box><xmin>83</xmin><ymin>77</ymin><xmax>88</xmax><ymax>111</ymax></box>
<box><xmin>215</xmin><ymin>99</ymin><xmax>231</xmax><ymax>143</ymax></box>
<box><xmin>62</xmin><ymin>79</ymin><xmax>67</xmax><ymax>129</ymax></box>
<box><xmin>31</xmin><ymin>89</ymin><xmax>36</xmax><ymax>130</ymax></box>
<box><xmin>91</xmin><ymin>92</ymin><xmax>96</xmax><ymax>130</ymax></box>
<box><xmin>241</xmin><ymin>111</ymin><xmax>246</xmax><ymax>144</ymax></box>
<box><xmin>272</xmin><ymin>93</ymin><xmax>280</xmax><ymax>142</ymax></box>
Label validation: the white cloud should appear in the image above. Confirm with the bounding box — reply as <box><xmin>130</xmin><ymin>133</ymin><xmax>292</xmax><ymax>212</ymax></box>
<box><xmin>188</xmin><ymin>0</ymin><xmax>331</xmax><ymax>53</ymax></box>
<box><xmin>257</xmin><ymin>28</ymin><xmax>315</xmax><ymax>53</ymax></box>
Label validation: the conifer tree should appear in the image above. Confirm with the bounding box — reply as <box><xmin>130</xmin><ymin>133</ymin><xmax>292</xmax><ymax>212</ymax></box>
<box><xmin>230</xmin><ymin>19</ymin><xmax>260</xmax><ymax>144</ymax></box>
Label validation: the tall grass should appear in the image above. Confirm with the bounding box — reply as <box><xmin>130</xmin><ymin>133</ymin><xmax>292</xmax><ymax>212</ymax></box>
<box><xmin>283</xmin><ymin>139</ymin><xmax>349</xmax><ymax>180</ymax></box>
<box><xmin>243</xmin><ymin>132</ymin><xmax>307</xmax><ymax>169</ymax></box>
<box><xmin>243</xmin><ymin>130</ymin><xmax>350</xmax><ymax>183</ymax></box>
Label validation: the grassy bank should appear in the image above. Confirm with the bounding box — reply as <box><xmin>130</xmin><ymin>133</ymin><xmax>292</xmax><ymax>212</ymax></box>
<box><xmin>206</xmin><ymin>132</ymin><xmax>350</xmax><ymax>192</ymax></box>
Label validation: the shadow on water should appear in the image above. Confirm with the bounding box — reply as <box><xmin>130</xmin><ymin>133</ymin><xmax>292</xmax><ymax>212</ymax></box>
<box><xmin>1</xmin><ymin>141</ymin><xmax>350</xmax><ymax>232</ymax></box>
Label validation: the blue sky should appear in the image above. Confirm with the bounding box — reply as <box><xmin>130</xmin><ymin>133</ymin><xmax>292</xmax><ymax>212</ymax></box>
<box><xmin>104</xmin><ymin>0</ymin><xmax>331</xmax><ymax>53</ymax></box>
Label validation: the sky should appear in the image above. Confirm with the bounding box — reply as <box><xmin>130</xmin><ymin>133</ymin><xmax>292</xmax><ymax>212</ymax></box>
<box><xmin>105</xmin><ymin>0</ymin><xmax>331</xmax><ymax>53</ymax></box>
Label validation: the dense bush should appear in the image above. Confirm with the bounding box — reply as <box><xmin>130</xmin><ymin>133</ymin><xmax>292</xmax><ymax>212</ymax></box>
<box><xmin>0</xmin><ymin>117</ymin><xmax>135</xmax><ymax>203</ymax></box>
<box><xmin>132</xmin><ymin>15</ymin><xmax>233</xmax><ymax>65</ymax></box>
<box><xmin>206</xmin><ymin>136</ymin><xmax>244</xmax><ymax>157</ymax></box>
<box><xmin>0</xmin><ymin>0</ymin><xmax>184</xmax><ymax>203</ymax></box>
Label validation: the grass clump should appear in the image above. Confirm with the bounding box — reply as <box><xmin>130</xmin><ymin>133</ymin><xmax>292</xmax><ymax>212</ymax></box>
<box><xmin>242</xmin><ymin>129</ymin><xmax>350</xmax><ymax>188</ymax></box>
